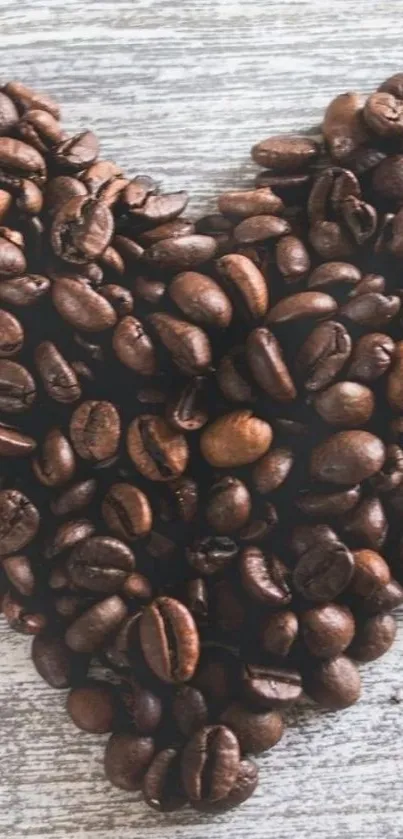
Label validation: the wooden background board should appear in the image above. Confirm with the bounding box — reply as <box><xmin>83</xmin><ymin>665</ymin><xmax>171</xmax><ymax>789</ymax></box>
<box><xmin>1</xmin><ymin>1</ymin><xmax>403</xmax><ymax>836</ymax></box>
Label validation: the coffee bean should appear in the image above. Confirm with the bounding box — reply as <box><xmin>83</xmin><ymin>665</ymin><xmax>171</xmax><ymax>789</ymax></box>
<box><xmin>313</xmin><ymin>381</ymin><xmax>375</xmax><ymax>427</ymax></box>
<box><xmin>323</xmin><ymin>92</ymin><xmax>368</xmax><ymax>161</ymax></box>
<box><xmin>349</xmin><ymin>614</ymin><xmax>397</xmax><ymax>662</ymax></box>
<box><xmin>187</xmin><ymin>536</ymin><xmax>239</xmax><ymax>575</ymax></box>
<box><xmin>51</xmin><ymin>196</ymin><xmax>113</xmax><ymax>264</ymax></box>
<box><xmin>169</xmin><ymin>271</ymin><xmax>233</xmax><ymax>328</ymax></box>
<box><xmin>246</xmin><ymin>327</ymin><xmax>296</xmax><ymax>401</ymax></box>
<box><xmin>0</xmin><ymin>424</ymin><xmax>36</xmax><ymax>456</ymax></box>
<box><xmin>261</xmin><ymin>611</ymin><xmax>298</xmax><ymax>657</ymax></box>
<box><xmin>33</xmin><ymin>428</ymin><xmax>76</xmax><ymax>487</ymax></box>
<box><xmin>0</xmin><ymin>92</ymin><xmax>18</xmax><ymax>134</ymax></box>
<box><xmin>18</xmin><ymin>108</ymin><xmax>63</xmax><ymax>153</ymax></box>
<box><xmin>2</xmin><ymin>554</ymin><xmax>34</xmax><ymax>596</ymax></box>
<box><xmin>218</xmin><ymin>187</ymin><xmax>284</xmax><ymax>218</ymax></box>
<box><xmin>240</xmin><ymin>548</ymin><xmax>291</xmax><ymax>605</ymax></box>
<box><xmin>371</xmin><ymin>444</ymin><xmax>403</xmax><ymax>493</ymax></box>
<box><xmin>50</xmin><ymin>478</ymin><xmax>97</xmax><ymax>517</ymax></box>
<box><xmin>0</xmin><ymin>137</ymin><xmax>46</xmax><ymax>184</ymax></box>
<box><xmin>112</xmin><ymin>316</ymin><xmax>157</xmax><ymax>375</ymax></box>
<box><xmin>311</xmin><ymin>431</ymin><xmax>385</xmax><ymax>484</ymax></box>
<box><xmin>362</xmin><ymin>578</ymin><xmax>403</xmax><ymax>614</ymax></box>
<box><xmin>2</xmin><ymin>592</ymin><xmax>46</xmax><ymax>635</ymax></box>
<box><xmin>304</xmin><ymin>655</ymin><xmax>361</xmax><ymax>709</ymax></box>
<box><xmin>143</xmin><ymin>748</ymin><xmax>186</xmax><ymax>812</ymax></box>
<box><xmin>104</xmin><ymin>733</ymin><xmax>154</xmax><ymax>791</ymax></box>
<box><xmin>139</xmin><ymin>218</ymin><xmax>195</xmax><ymax>245</ymax></box>
<box><xmin>221</xmin><ymin>702</ymin><xmax>283</xmax><ymax>755</ymax></box>
<box><xmin>172</xmin><ymin>686</ymin><xmax>208</xmax><ymax>737</ymax></box>
<box><xmin>44</xmin><ymin>518</ymin><xmax>95</xmax><ymax>559</ymax></box>
<box><xmin>267</xmin><ymin>291</ymin><xmax>337</xmax><ymax>324</ymax></box>
<box><xmin>0</xmin><ymin>359</ymin><xmax>36</xmax><ymax>412</ymax></box>
<box><xmin>181</xmin><ymin>724</ymin><xmax>240</xmax><ymax>803</ymax></box>
<box><xmin>140</xmin><ymin>596</ymin><xmax>200</xmax><ymax>683</ymax></box>
<box><xmin>200</xmin><ymin>410</ymin><xmax>272</xmax><ymax>467</ymax></box>
<box><xmin>341</xmin><ymin>293</ymin><xmax>400</xmax><ymax>328</ymax></box>
<box><xmin>372</xmin><ymin>154</ymin><xmax>403</xmax><ymax>205</ymax></box>
<box><xmin>67</xmin><ymin>535</ymin><xmax>135</xmax><ymax>593</ymax></box>
<box><xmin>296</xmin><ymin>485</ymin><xmax>361</xmax><ymax>517</ymax></box>
<box><xmin>52</xmin><ymin>130</ymin><xmax>99</xmax><ymax>172</ymax></box>
<box><xmin>291</xmin><ymin>524</ymin><xmax>355</xmax><ymax>602</ymax></box>
<box><xmin>0</xmin><ymin>309</ymin><xmax>23</xmax><ymax>357</ymax></box>
<box><xmin>67</xmin><ymin>682</ymin><xmax>115</xmax><ymax>733</ymax></box>
<box><xmin>301</xmin><ymin>604</ymin><xmax>355</xmax><ymax>658</ymax></box>
<box><xmin>233</xmin><ymin>214</ymin><xmax>290</xmax><ymax>244</ymax></box>
<box><xmin>148</xmin><ymin>312</ymin><xmax>212</xmax><ymax>376</ymax></box>
<box><xmin>52</xmin><ymin>277</ymin><xmax>117</xmax><ymax>331</ymax></box>
<box><xmin>216</xmin><ymin>253</ymin><xmax>269</xmax><ymax>320</ymax></box>
<box><xmin>252</xmin><ymin>446</ymin><xmax>294</xmax><ymax>494</ymax></box>
<box><xmin>4</xmin><ymin>81</ymin><xmax>60</xmax><ymax>117</ymax></box>
<box><xmin>251</xmin><ymin>135</ymin><xmax>320</xmax><ymax>171</ymax></box>
<box><xmin>0</xmin><ymin>274</ymin><xmax>50</xmax><ymax>306</ymax></box>
<box><xmin>166</xmin><ymin>376</ymin><xmax>208</xmax><ymax>432</ymax></box>
<box><xmin>206</xmin><ymin>477</ymin><xmax>251</xmax><ymax>534</ymax></box>
<box><xmin>65</xmin><ymin>596</ymin><xmax>127</xmax><ymax>654</ymax></box>
<box><xmin>216</xmin><ymin>346</ymin><xmax>255</xmax><ymax>402</ymax></box>
<box><xmin>127</xmin><ymin>415</ymin><xmax>188</xmax><ymax>481</ymax></box>
<box><xmin>296</xmin><ymin>320</ymin><xmax>352</xmax><ymax>391</ymax></box>
<box><xmin>350</xmin><ymin>273</ymin><xmax>386</xmax><ymax>297</ymax></box>
<box><xmin>347</xmin><ymin>333</ymin><xmax>395</xmax><ymax>382</ymax></box>
<box><xmin>308</xmin><ymin>261</ymin><xmax>362</xmax><ymax>290</ymax></box>
<box><xmin>185</xmin><ymin>578</ymin><xmax>209</xmax><ymax>623</ymax></box>
<box><xmin>102</xmin><ymin>483</ymin><xmax>152</xmax><ymax>540</ymax></box>
<box><xmin>0</xmin><ymin>489</ymin><xmax>39</xmax><ymax>555</ymax></box>
<box><xmin>146</xmin><ymin>234</ymin><xmax>217</xmax><ymax>269</ymax></box>
<box><xmin>276</xmin><ymin>235</ymin><xmax>311</xmax><ymax>283</ymax></box>
<box><xmin>34</xmin><ymin>341</ymin><xmax>81</xmax><ymax>404</ymax></box>
<box><xmin>242</xmin><ymin>664</ymin><xmax>302</xmax><ymax>709</ymax></box>
<box><xmin>32</xmin><ymin>633</ymin><xmax>88</xmax><ymax>689</ymax></box>
<box><xmin>70</xmin><ymin>401</ymin><xmax>120</xmax><ymax>462</ymax></box>
<box><xmin>342</xmin><ymin>496</ymin><xmax>387</xmax><ymax>550</ymax></box>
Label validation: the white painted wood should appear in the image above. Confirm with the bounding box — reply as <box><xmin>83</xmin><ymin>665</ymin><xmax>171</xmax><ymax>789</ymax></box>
<box><xmin>1</xmin><ymin>1</ymin><xmax>403</xmax><ymax>836</ymax></box>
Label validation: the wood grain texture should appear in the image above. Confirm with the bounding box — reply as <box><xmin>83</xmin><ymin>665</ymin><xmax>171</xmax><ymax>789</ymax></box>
<box><xmin>1</xmin><ymin>0</ymin><xmax>403</xmax><ymax>836</ymax></box>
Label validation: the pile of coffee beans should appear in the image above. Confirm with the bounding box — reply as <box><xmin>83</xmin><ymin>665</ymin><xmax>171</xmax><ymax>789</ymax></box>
<box><xmin>1</xmin><ymin>74</ymin><xmax>403</xmax><ymax>814</ymax></box>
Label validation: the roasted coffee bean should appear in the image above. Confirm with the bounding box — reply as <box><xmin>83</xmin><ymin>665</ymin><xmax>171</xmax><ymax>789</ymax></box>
<box><xmin>343</xmin><ymin>496</ymin><xmax>387</xmax><ymax>550</ymax></box>
<box><xmin>0</xmin><ymin>359</ymin><xmax>36</xmax><ymax>412</ymax></box>
<box><xmin>172</xmin><ymin>686</ymin><xmax>208</xmax><ymax>737</ymax></box>
<box><xmin>313</xmin><ymin>381</ymin><xmax>374</xmax><ymax>427</ymax></box>
<box><xmin>65</xmin><ymin>595</ymin><xmax>128</xmax><ymax>653</ymax></box>
<box><xmin>267</xmin><ymin>291</ymin><xmax>337</xmax><ymax>324</ymax></box>
<box><xmin>216</xmin><ymin>253</ymin><xmax>269</xmax><ymax>321</ymax></box>
<box><xmin>347</xmin><ymin>333</ymin><xmax>395</xmax><ymax>382</ymax></box>
<box><xmin>104</xmin><ymin>733</ymin><xmax>154</xmax><ymax>791</ymax></box>
<box><xmin>296</xmin><ymin>320</ymin><xmax>352</xmax><ymax>392</ymax></box>
<box><xmin>311</xmin><ymin>431</ymin><xmax>385</xmax><ymax>484</ymax></box>
<box><xmin>45</xmin><ymin>175</ymin><xmax>88</xmax><ymax>216</ymax></box>
<box><xmin>0</xmin><ymin>274</ymin><xmax>50</xmax><ymax>306</ymax></box>
<box><xmin>240</xmin><ymin>548</ymin><xmax>291</xmax><ymax>605</ymax></box>
<box><xmin>218</xmin><ymin>187</ymin><xmax>284</xmax><ymax>218</ymax></box>
<box><xmin>296</xmin><ymin>485</ymin><xmax>361</xmax><ymax>517</ymax></box>
<box><xmin>187</xmin><ymin>536</ymin><xmax>238</xmax><ymax>575</ymax></box>
<box><xmin>233</xmin><ymin>214</ymin><xmax>290</xmax><ymax>244</ymax></box>
<box><xmin>50</xmin><ymin>478</ymin><xmax>97</xmax><ymax>517</ymax></box>
<box><xmin>252</xmin><ymin>446</ymin><xmax>294</xmax><ymax>494</ymax></box>
<box><xmin>276</xmin><ymin>235</ymin><xmax>311</xmax><ymax>283</ymax></box>
<box><xmin>2</xmin><ymin>592</ymin><xmax>46</xmax><ymax>635</ymax></box>
<box><xmin>0</xmin><ymin>91</ymin><xmax>19</xmax><ymax>134</ymax></box>
<box><xmin>127</xmin><ymin>415</ymin><xmax>188</xmax><ymax>481</ymax></box>
<box><xmin>18</xmin><ymin>108</ymin><xmax>63</xmax><ymax>153</ymax></box>
<box><xmin>120</xmin><ymin>678</ymin><xmax>162</xmax><ymax>734</ymax></box>
<box><xmin>32</xmin><ymin>633</ymin><xmax>88</xmax><ymax>689</ymax></box>
<box><xmin>246</xmin><ymin>327</ymin><xmax>296</xmax><ymax>401</ymax></box>
<box><xmin>185</xmin><ymin>578</ymin><xmax>209</xmax><ymax>623</ymax></box>
<box><xmin>34</xmin><ymin>341</ymin><xmax>81</xmax><ymax>404</ymax></box>
<box><xmin>0</xmin><ymin>489</ymin><xmax>39</xmax><ymax>555</ymax></box>
<box><xmin>148</xmin><ymin>312</ymin><xmax>212</xmax><ymax>376</ymax></box>
<box><xmin>0</xmin><ymin>309</ymin><xmax>23</xmax><ymax>357</ymax></box>
<box><xmin>51</xmin><ymin>196</ymin><xmax>113</xmax><ymax>264</ymax></box>
<box><xmin>52</xmin><ymin>277</ymin><xmax>117</xmax><ymax>331</ymax></box>
<box><xmin>2</xmin><ymin>554</ymin><xmax>34</xmax><ymax>597</ymax></box>
<box><xmin>44</xmin><ymin>518</ymin><xmax>95</xmax><ymax>559</ymax></box>
<box><xmin>349</xmin><ymin>614</ymin><xmax>397</xmax><ymax>662</ymax></box>
<box><xmin>206</xmin><ymin>477</ymin><xmax>251</xmax><ymax>534</ymax></box>
<box><xmin>70</xmin><ymin>401</ymin><xmax>120</xmax><ymax>462</ymax></box>
<box><xmin>139</xmin><ymin>218</ymin><xmax>195</xmax><ymax>245</ymax></box>
<box><xmin>67</xmin><ymin>535</ymin><xmax>135</xmax><ymax>593</ymax></box>
<box><xmin>67</xmin><ymin>681</ymin><xmax>115</xmax><ymax>733</ymax></box>
<box><xmin>131</xmin><ymin>190</ymin><xmax>188</xmax><ymax>223</ymax></box>
<box><xmin>143</xmin><ymin>748</ymin><xmax>186</xmax><ymax>812</ymax></box>
<box><xmin>362</xmin><ymin>578</ymin><xmax>403</xmax><ymax>614</ymax></box>
<box><xmin>340</xmin><ymin>293</ymin><xmax>400</xmax><ymax>328</ymax></box>
<box><xmin>52</xmin><ymin>130</ymin><xmax>99</xmax><ymax>172</ymax></box>
<box><xmin>140</xmin><ymin>597</ymin><xmax>200</xmax><ymax>683</ymax></box>
<box><xmin>242</xmin><ymin>664</ymin><xmax>302</xmax><ymax>709</ymax></box>
<box><xmin>372</xmin><ymin>154</ymin><xmax>403</xmax><ymax>205</ymax></box>
<box><xmin>291</xmin><ymin>524</ymin><xmax>355</xmax><ymax>602</ymax></box>
<box><xmin>216</xmin><ymin>346</ymin><xmax>255</xmax><ymax>402</ymax></box>
<box><xmin>261</xmin><ymin>611</ymin><xmax>299</xmax><ymax>657</ymax></box>
<box><xmin>304</xmin><ymin>655</ymin><xmax>361</xmax><ymax>709</ymax></box>
<box><xmin>33</xmin><ymin>428</ymin><xmax>75</xmax><ymax>487</ymax></box>
<box><xmin>251</xmin><ymin>135</ymin><xmax>320</xmax><ymax>171</ymax></box>
<box><xmin>113</xmin><ymin>316</ymin><xmax>157</xmax><ymax>375</ymax></box>
<box><xmin>169</xmin><ymin>271</ymin><xmax>232</xmax><ymax>328</ymax></box>
<box><xmin>200</xmin><ymin>410</ymin><xmax>272</xmax><ymax>467</ymax></box>
<box><xmin>102</xmin><ymin>483</ymin><xmax>152</xmax><ymax>540</ymax></box>
<box><xmin>371</xmin><ymin>444</ymin><xmax>403</xmax><ymax>492</ymax></box>
<box><xmin>323</xmin><ymin>92</ymin><xmax>368</xmax><ymax>161</ymax></box>
<box><xmin>166</xmin><ymin>376</ymin><xmax>208</xmax><ymax>432</ymax></box>
<box><xmin>4</xmin><ymin>81</ymin><xmax>60</xmax><ymax>117</ymax></box>
<box><xmin>364</xmin><ymin>92</ymin><xmax>403</xmax><ymax>137</ymax></box>
<box><xmin>387</xmin><ymin>341</ymin><xmax>403</xmax><ymax>410</ymax></box>
<box><xmin>308</xmin><ymin>262</ymin><xmax>361</xmax><ymax>290</ymax></box>
<box><xmin>181</xmin><ymin>724</ymin><xmax>240</xmax><ymax>803</ymax></box>
<box><xmin>0</xmin><ymin>424</ymin><xmax>36</xmax><ymax>456</ymax></box>
<box><xmin>300</xmin><ymin>604</ymin><xmax>355</xmax><ymax>658</ymax></box>
<box><xmin>350</xmin><ymin>274</ymin><xmax>386</xmax><ymax>297</ymax></box>
<box><xmin>0</xmin><ymin>137</ymin><xmax>46</xmax><ymax>184</ymax></box>
<box><xmin>221</xmin><ymin>702</ymin><xmax>283</xmax><ymax>755</ymax></box>
<box><xmin>146</xmin><ymin>234</ymin><xmax>217</xmax><ymax>269</ymax></box>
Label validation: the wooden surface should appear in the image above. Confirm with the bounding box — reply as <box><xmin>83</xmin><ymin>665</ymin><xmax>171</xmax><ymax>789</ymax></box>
<box><xmin>1</xmin><ymin>1</ymin><xmax>403</xmax><ymax>836</ymax></box>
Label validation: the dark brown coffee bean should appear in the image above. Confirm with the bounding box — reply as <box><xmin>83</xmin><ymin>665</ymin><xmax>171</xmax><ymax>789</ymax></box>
<box><xmin>65</xmin><ymin>595</ymin><xmax>128</xmax><ymax>653</ymax></box>
<box><xmin>216</xmin><ymin>346</ymin><xmax>255</xmax><ymax>403</ymax></box>
<box><xmin>112</xmin><ymin>316</ymin><xmax>157</xmax><ymax>375</ymax></box>
<box><xmin>242</xmin><ymin>664</ymin><xmax>302</xmax><ymax>709</ymax></box>
<box><xmin>67</xmin><ymin>535</ymin><xmax>135</xmax><ymax>593</ymax></box>
<box><xmin>372</xmin><ymin>154</ymin><xmax>403</xmax><ymax>205</ymax></box>
<box><xmin>0</xmin><ymin>489</ymin><xmax>39</xmax><ymax>555</ymax></box>
<box><xmin>304</xmin><ymin>655</ymin><xmax>361</xmax><ymax>709</ymax></box>
<box><xmin>378</xmin><ymin>72</ymin><xmax>403</xmax><ymax>98</ymax></box>
<box><xmin>122</xmin><ymin>572</ymin><xmax>152</xmax><ymax>601</ymax></box>
<box><xmin>70</xmin><ymin>400</ymin><xmax>120</xmax><ymax>462</ymax></box>
<box><xmin>172</xmin><ymin>686</ymin><xmax>208</xmax><ymax>737</ymax></box>
<box><xmin>67</xmin><ymin>682</ymin><xmax>115</xmax><ymax>733</ymax></box>
<box><xmin>261</xmin><ymin>611</ymin><xmax>298</xmax><ymax>657</ymax></box>
<box><xmin>51</xmin><ymin>196</ymin><xmax>113</xmax><ymax>264</ymax></box>
<box><xmin>187</xmin><ymin>536</ymin><xmax>238</xmax><ymax>575</ymax></box>
<box><xmin>139</xmin><ymin>218</ymin><xmax>195</xmax><ymax>245</ymax></box>
<box><xmin>301</xmin><ymin>604</ymin><xmax>355</xmax><ymax>658</ymax></box>
<box><xmin>221</xmin><ymin>702</ymin><xmax>283</xmax><ymax>756</ymax></box>
<box><xmin>200</xmin><ymin>410</ymin><xmax>272</xmax><ymax>467</ymax></box>
<box><xmin>18</xmin><ymin>108</ymin><xmax>63</xmax><ymax>152</ymax></box>
<box><xmin>311</xmin><ymin>430</ymin><xmax>385</xmax><ymax>484</ymax></box>
<box><xmin>104</xmin><ymin>733</ymin><xmax>154</xmax><ymax>791</ymax></box>
<box><xmin>32</xmin><ymin>633</ymin><xmax>88</xmax><ymax>689</ymax></box>
<box><xmin>349</xmin><ymin>614</ymin><xmax>397</xmax><ymax>662</ymax></box>
<box><xmin>276</xmin><ymin>235</ymin><xmax>311</xmax><ymax>283</ymax></box>
<box><xmin>44</xmin><ymin>518</ymin><xmax>95</xmax><ymax>559</ymax></box>
<box><xmin>323</xmin><ymin>92</ymin><xmax>368</xmax><ymax>161</ymax></box>
<box><xmin>218</xmin><ymin>187</ymin><xmax>284</xmax><ymax>218</ymax></box>
<box><xmin>140</xmin><ymin>596</ymin><xmax>199</xmax><ymax>683</ymax></box>
<box><xmin>102</xmin><ymin>613</ymin><xmax>141</xmax><ymax>672</ymax></box>
<box><xmin>52</xmin><ymin>277</ymin><xmax>117</xmax><ymax>331</ymax></box>
<box><xmin>2</xmin><ymin>593</ymin><xmax>46</xmax><ymax>635</ymax></box>
<box><xmin>52</xmin><ymin>130</ymin><xmax>99</xmax><ymax>172</ymax></box>
<box><xmin>371</xmin><ymin>445</ymin><xmax>403</xmax><ymax>493</ymax></box>
<box><xmin>0</xmin><ymin>137</ymin><xmax>46</xmax><ymax>184</ymax></box>
<box><xmin>143</xmin><ymin>748</ymin><xmax>186</xmax><ymax>812</ymax></box>
<box><xmin>216</xmin><ymin>253</ymin><xmax>268</xmax><ymax>320</ymax></box>
<box><xmin>342</xmin><ymin>496</ymin><xmax>387</xmax><ymax>550</ymax></box>
<box><xmin>255</xmin><ymin>170</ymin><xmax>312</xmax><ymax>198</ymax></box>
<box><xmin>146</xmin><ymin>234</ymin><xmax>217</xmax><ymax>269</ymax></box>
<box><xmin>34</xmin><ymin>341</ymin><xmax>81</xmax><ymax>404</ymax></box>
<box><xmin>0</xmin><ymin>92</ymin><xmax>18</xmax><ymax>133</ymax></box>
<box><xmin>252</xmin><ymin>446</ymin><xmax>294</xmax><ymax>494</ymax></box>
<box><xmin>251</xmin><ymin>135</ymin><xmax>320</xmax><ymax>171</ymax></box>
<box><xmin>309</xmin><ymin>221</ymin><xmax>354</xmax><ymax>260</ymax></box>
<box><xmin>50</xmin><ymin>478</ymin><xmax>97</xmax><ymax>517</ymax></box>
<box><xmin>45</xmin><ymin>175</ymin><xmax>88</xmax><ymax>216</ymax></box>
<box><xmin>168</xmin><ymin>476</ymin><xmax>199</xmax><ymax>523</ymax></box>
<box><xmin>308</xmin><ymin>262</ymin><xmax>362</xmax><ymax>290</ymax></box>
<box><xmin>195</xmin><ymin>758</ymin><xmax>259</xmax><ymax>813</ymax></box>
<box><xmin>347</xmin><ymin>333</ymin><xmax>395</xmax><ymax>382</ymax></box>
<box><xmin>313</xmin><ymin>381</ymin><xmax>374</xmax><ymax>427</ymax></box>
<box><xmin>0</xmin><ymin>424</ymin><xmax>36</xmax><ymax>457</ymax></box>
<box><xmin>308</xmin><ymin>166</ymin><xmax>360</xmax><ymax>223</ymax></box>
<box><xmin>206</xmin><ymin>477</ymin><xmax>251</xmax><ymax>534</ymax></box>
<box><xmin>213</xmin><ymin>579</ymin><xmax>245</xmax><ymax>632</ymax></box>
<box><xmin>387</xmin><ymin>341</ymin><xmax>403</xmax><ymax>410</ymax></box>
<box><xmin>166</xmin><ymin>376</ymin><xmax>208</xmax><ymax>432</ymax></box>
<box><xmin>291</xmin><ymin>524</ymin><xmax>355</xmax><ymax>602</ymax></box>
<box><xmin>127</xmin><ymin>415</ymin><xmax>188</xmax><ymax>481</ymax></box>
<box><xmin>246</xmin><ymin>327</ymin><xmax>296</xmax><ymax>401</ymax></box>
<box><xmin>169</xmin><ymin>271</ymin><xmax>232</xmax><ymax>328</ymax></box>
<box><xmin>362</xmin><ymin>579</ymin><xmax>403</xmax><ymax>614</ymax></box>
<box><xmin>0</xmin><ymin>274</ymin><xmax>50</xmax><ymax>306</ymax></box>
<box><xmin>295</xmin><ymin>485</ymin><xmax>361</xmax><ymax>517</ymax></box>
<box><xmin>2</xmin><ymin>554</ymin><xmax>35</xmax><ymax>597</ymax></box>
<box><xmin>0</xmin><ymin>359</ymin><xmax>36</xmax><ymax>412</ymax></box>
<box><xmin>341</xmin><ymin>293</ymin><xmax>400</xmax><ymax>328</ymax></box>
<box><xmin>185</xmin><ymin>578</ymin><xmax>209</xmax><ymax>623</ymax></box>
<box><xmin>102</xmin><ymin>483</ymin><xmax>152</xmax><ymax>540</ymax></box>
<box><xmin>148</xmin><ymin>312</ymin><xmax>212</xmax><ymax>376</ymax></box>
<box><xmin>240</xmin><ymin>548</ymin><xmax>291</xmax><ymax>605</ymax></box>
<box><xmin>131</xmin><ymin>191</ymin><xmax>188</xmax><ymax>223</ymax></box>
<box><xmin>120</xmin><ymin>678</ymin><xmax>162</xmax><ymax>734</ymax></box>
<box><xmin>4</xmin><ymin>81</ymin><xmax>60</xmax><ymax>117</ymax></box>
<box><xmin>267</xmin><ymin>291</ymin><xmax>337</xmax><ymax>324</ymax></box>
<box><xmin>350</xmin><ymin>274</ymin><xmax>386</xmax><ymax>297</ymax></box>
<box><xmin>0</xmin><ymin>310</ymin><xmax>23</xmax><ymax>357</ymax></box>
<box><xmin>98</xmin><ymin>283</ymin><xmax>133</xmax><ymax>317</ymax></box>
<box><xmin>233</xmin><ymin>214</ymin><xmax>290</xmax><ymax>244</ymax></box>
<box><xmin>33</xmin><ymin>428</ymin><xmax>75</xmax><ymax>487</ymax></box>
<box><xmin>296</xmin><ymin>320</ymin><xmax>352</xmax><ymax>392</ymax></box>
<box><xmin>182</xmin><ymin>725</ymin><xmax>240</xmax><ymax>803</ymax></box>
